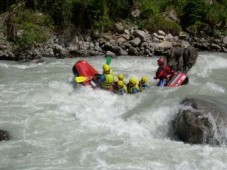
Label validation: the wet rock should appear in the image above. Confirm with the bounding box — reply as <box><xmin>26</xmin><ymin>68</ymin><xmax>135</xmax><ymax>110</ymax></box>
<box><xmin>173</xmin><ymin>97</ymin><xmax>227</xmax><ymax>145</ymax></box>
<box><xmin>165</xmin><ymin>45</ymin><xmax>198</xmax><ymax>72</ymax></box>
<box><xmin>0</xmin><ymin>129</ymin><xmax>10</xmax><ymax>141</ymax></box>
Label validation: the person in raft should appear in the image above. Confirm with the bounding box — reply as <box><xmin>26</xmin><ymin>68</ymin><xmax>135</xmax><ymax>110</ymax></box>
<box><xmin>138</xmin><ymin>76</ymin><xmax>149</xmax><ymax>91</ymax></box>
<box><xmin>127</xmin><ymin>77</ymin><xmax>139</xmax><ymax>94</ymax></box>
<box><xmin>154</xmin><ymin>57</ymin><xmax>176</xmax><ymax>86</ymax></box>
<box><xmin>113</xmin><ymin>73</ymin><xmax>127</xmax><ymax>90</ymax></box>
<box><xmin>95</xmin><ymin>64</ymin><xmax>115</xmax><ymax>91</ymax></box>
<box><xmin>114</xmin><ymin>80</ymin><xmax>128</xmax><ymax>95</ymax></box>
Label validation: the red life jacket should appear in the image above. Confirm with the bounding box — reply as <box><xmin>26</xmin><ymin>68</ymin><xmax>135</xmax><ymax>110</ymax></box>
<box><xmin>156</xmin><ymin>65</ymin><xmax>175</xmax><ymax>79</ymax></box>
<box><xmin>156</xmin><ymin>66</ymin><xmax>168</xmax><ymax>79</ymax></box>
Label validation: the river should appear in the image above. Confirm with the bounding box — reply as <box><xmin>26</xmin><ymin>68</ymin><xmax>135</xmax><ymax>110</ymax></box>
<box><xmin>0</xmin><ymin>52</ymin><xmax>227</xmax><ymax>170</ymax></box>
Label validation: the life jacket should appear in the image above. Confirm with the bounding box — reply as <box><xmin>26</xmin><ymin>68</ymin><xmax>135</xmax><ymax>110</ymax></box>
<box><xmin>128</xmin><ymin>85</ymin><xmax>139</xmax><ymax>94</ymax></box>
<box><xmin>138</xmin><ymin>82</ymin><xmax>149</xmax><ymax>91</ymax></box>
<box><xmin>101</xmin><ymin>72</ymin><xmax>114</xmax><ymax>90</ymax></box>
<box><xmin>116</xmin><ymin>84</ymin><xmax>128</xmax><ymax>95</ymax></box>
<box><xmin>156</xmin><ymin>65</ymin><xmax>175</xmax><ymax>80</ymax></box>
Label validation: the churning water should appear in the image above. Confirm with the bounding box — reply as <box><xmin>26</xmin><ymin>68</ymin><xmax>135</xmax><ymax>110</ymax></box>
<box><xmin>0</xmin><ymin>52</ymin><xmax>227</xmax><ymax>170</ymax></box>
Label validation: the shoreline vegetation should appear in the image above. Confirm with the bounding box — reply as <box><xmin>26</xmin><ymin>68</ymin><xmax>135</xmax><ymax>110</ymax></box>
<box><xmin>0</xmin><ymin>0</ymin><xmax>226</xmax><ymax>61</ymax></box>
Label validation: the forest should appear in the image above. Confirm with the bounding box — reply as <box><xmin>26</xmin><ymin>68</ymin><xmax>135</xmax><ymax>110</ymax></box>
<box><xmin>0</xmin><ymin>0</ymin><xmax>226</xmax><ymax>49</ymax></box>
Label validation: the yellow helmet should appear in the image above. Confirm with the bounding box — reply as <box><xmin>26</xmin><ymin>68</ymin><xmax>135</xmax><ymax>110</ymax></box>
<box><xmin>141</xmin><ymin>76</ymin><xmax>148</xmax><ymax>83</ymax></box>
<box><xmin>103</xmin><ymin>64</ymin><xmax>110</xmax><ymax>73</ymax></box>
<box><xmin>117</xmin><ymin>80</ymin><xmax>124</xmax><ymax>87</ymax></box>
<box><xmin>129</xmin><ymin>77</ymin><xmax>137</xmax><ymax>86</ymax></box>
<box><xmin>118</xmin><ymin>74</ymin><xmax>124</xmax><ymax>81</ymax></box>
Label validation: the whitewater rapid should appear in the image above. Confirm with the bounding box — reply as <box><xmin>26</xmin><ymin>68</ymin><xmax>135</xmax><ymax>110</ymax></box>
<box><xmin>0</xmin><ymin>52</ymin><xmax>227</xmax><ymax>170</ymax></box>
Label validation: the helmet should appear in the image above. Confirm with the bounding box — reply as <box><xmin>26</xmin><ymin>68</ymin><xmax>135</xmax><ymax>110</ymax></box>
<box><xmin>103</xmin><ymin>64</ymin><xmax>110</xmax><ymax>73</ymax></box>
<box><xmin>129</xmin><ymin>77</ymin><xmax>137</xmax><ymax>86</ymax></box>
<box><xmin>141</xmin><ymin>76</ymin><xmax>148</xmax><ymax>83</ymax></box>
<box><xmin>117</xmin><ymin>80</ymin><xmax>124</xmax><ymax>87</ymax></box>
<box><xmin>157</xmin><ymin>57</ymin><xmax>165</xmax><ymax>66</ymax></box>
<box><xmin>118</xmin><ymin>74</ymin><xmax>124</xmax><ymax>81</ymax></box>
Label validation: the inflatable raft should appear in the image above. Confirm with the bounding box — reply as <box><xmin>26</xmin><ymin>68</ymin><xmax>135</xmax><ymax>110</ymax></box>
<box><xmin>72</xmin><ymin>60</ymin><xmax>189</xmax><ymax>88</ymax></box>
<box><xmin>72</xmin><ymin>60</ymin><xmax>99</xmax><ymax>86</ymax></box>
<box><xmin>166</xmin><ymin>72</ymin><xmax>189</xmax><ymax>87</ymax></box>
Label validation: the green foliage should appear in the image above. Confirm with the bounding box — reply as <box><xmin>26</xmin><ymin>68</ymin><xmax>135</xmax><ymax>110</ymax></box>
<box><xmin>205</xmin><ymin>2</ymin><xmax>227</xmax><ymax>30</ymax></box>
<box><xmin>14</xmin><ymin>9</ymin><xmax>53</xmax><ymax>51</ymax></box>
<box><xmin>0</xmin><ymin>0</ymin><xmax>18</xmax><ymax>13</ymax></box>
<box><xmin>182</xmin><ymin>0</ymin><xmax>206</xmax><ymax>27</ymax></box>
<box><xmin>137</xmin><ymin>0</ymin><xmax>160</xmax><ymax>19</ymax></box>
<box><xmin>138</xmin><ymin>15</ymin><xmax>181</xmax><ymax>34</ymax></box>
<box><xmin>71</xmin><ymin>0</ymin><xmax>131</xmax><ymax>30</ymax></box>
<box><xmin>181</xmin><ymin>0</ymin><xmax>227</xmax><ymax>35</ymax></box>
<box><xmin>2</xmin><ymin>0</ymin><xmax>227</xmax><ymax>38</ymax></box>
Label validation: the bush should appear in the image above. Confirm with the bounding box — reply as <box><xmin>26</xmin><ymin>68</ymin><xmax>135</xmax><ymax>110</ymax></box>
<box><xmin>14</xmin><ymin>9</ymin><xmax>53</xmax><ymax>51</ymax></box>
<box><xmin>138</xmin><ymin>15</ymin><xmax>182</xmax><ymax>34</ymax></box>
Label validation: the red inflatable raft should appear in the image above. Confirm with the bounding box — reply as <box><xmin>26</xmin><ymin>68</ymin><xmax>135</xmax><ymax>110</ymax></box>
<box><xmin>72</xmin><ymin>60</ymin><xmax>99</xmax><ymax>86</ymax></box>
<box><xmin>166</xmin><ymin>72</ymin><xmax>189</xmax><ymax>87</ymax></box>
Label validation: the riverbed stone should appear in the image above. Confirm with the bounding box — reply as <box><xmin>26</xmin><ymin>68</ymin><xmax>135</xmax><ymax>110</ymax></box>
<box><xmin>173</xmin><ymin>97</ymin><xmax>227</xmax><ymax>145</ymax></box>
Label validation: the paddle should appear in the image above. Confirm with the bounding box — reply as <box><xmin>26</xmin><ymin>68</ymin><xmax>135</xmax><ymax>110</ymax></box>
<box><xmin>106</xmin><ymin>56</ymin><xmax>111</xmax><ymax>65</ymax></box>
<box><xmin>74</xmin><ymin>76</ymin><xmax>88</xmax><ymax>83</ymax></box>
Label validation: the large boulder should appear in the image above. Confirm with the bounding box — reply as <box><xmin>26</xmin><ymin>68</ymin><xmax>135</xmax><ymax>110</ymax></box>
<box><xmin>166</xmin><ymin>46</ymin><xmax>198</xmax><ymax>72</ymax></box>
<box><xmin>173</xmin><ymin>96</ymin><xmax>227</xmax><ymax>145</ymax></box>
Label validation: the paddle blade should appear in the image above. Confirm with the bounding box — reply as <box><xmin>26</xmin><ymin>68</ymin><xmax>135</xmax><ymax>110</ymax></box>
<box><xmin>75</xmin><ymin>76</ymin><xmax>88</xmax><ymax>83</ymax></box>
<box><xmin>106</xmin><ymin>56</ymin><xmax>111</xmax><ymax>65</ymax></box>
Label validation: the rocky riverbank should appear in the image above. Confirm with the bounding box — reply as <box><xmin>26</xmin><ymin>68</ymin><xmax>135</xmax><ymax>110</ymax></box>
<box><xmin>0</xmin><ymin>22</ymin><xmax>227</xmax><ymax>62</ymax></box>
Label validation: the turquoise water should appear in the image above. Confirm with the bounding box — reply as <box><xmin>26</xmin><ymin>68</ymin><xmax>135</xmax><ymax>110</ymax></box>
<box><xmin>0</xmin><ymin>52</ymin><xmax>227</xmax><ymax>170</ymax></box>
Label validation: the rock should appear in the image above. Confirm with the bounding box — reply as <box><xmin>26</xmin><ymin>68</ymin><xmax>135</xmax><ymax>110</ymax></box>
<box><xmin>123</xmin><ymin>42</ymin><xmax>132</xmax><ymax>49</ymax></box>
<box><xmin>158</xmin><ymin>30</ymin><xmax>166</xmax><ymax>36</ymax></box>
<box><xmin>112</xmin><ymin>46</ymin><xmax>121</xmax><ymax>55</ymax></box>
<box><xmin>165</xmin><ymin>9</ymin><xmax>180</xmax><ymax>22</ymax></box>
<box><xmin>128</xmin><ymin>47</ymin><xmax>139</xmax><ymax>55</ymax></box>
<box><xmin>183</xmin><ymin>46</ymin><xmax>198</xmax><ymax>71</ymax></box>
<box><xmin>124</xmin><ymin>29</ymin><xmax>130</xmax><ymax>35</ymax></box>
<box><xmin>115</xmin><ymin>22</ymin><xmax>124</xmax><ymax>33</ymax></box>
<box><xmin>153</xmin><ymin>32</ymin><xmax>159</xmax><ymax>38</ymax></box>
<box><xmin>152</xmin><ymin>37</ymin><xmax>160</xmax><ymax>43</ymax></box>
<box><xmin>165</xmin><ymin>33</ymin><xmax>174</xmax><ymax>41</ymax></box>
<box><xmin>179</xmin><ymin>31</ymin><xmax>190</xmax><ymax>40</ymax></box>
<box><xmin>102</xmin><ymin>33</ymin><xmax>112</xmax><ymax>41</ymax></box>
<box><xmin>131</xmin><ymin>9</ymin><xmax>141</xmax><ymax>18</ymax></box>
<box><xmin>117</xmin><ymin>37</ymin><xmax>127</xmax><ymax>44</ymax></box>
<box><xmin>122</xmin><ymin>34</ymin><xmax>130</xmax><ymax>40</ymax></box>
<box><xmin>130</xmin><ymin>37</ymin><xmax>141</xmax><ymax>47</ymax></box>
<box><xmin>106</xmin><ymin>51</ymin><xmax>116</xmax><ymax>57</ymax></box>
<box><xmin>120</xmin><ymin>49</ymin><xmax>128</xmax><ymax>55</ymax></box>
<box><xmin>133</xmin><ymin>30</ymin><xmax>147</xmax><ymax>41</ymax></box>
<box><xmin>140</xmin><ymin>42</ymin><xmax>149</xmax><ymax>49</ymax></box>
<box><xmin>0</xmin><ymin>44</ymin><xmax>7</xmax><ymax>50</ymax></box>
<box><xmin>155</xmin><ymin>41</ymin><xmax>172</xmax><ymax>50</ymax></box>
<box><xmin>181</xmin><ymin>40</ymin><xmax>190</xmax><ymax>48</ymax></box>
<box><xmin>157</xmin><ymin>35</ymin><xmax>165</xmax><ymax>41</ymax></box>
<box><xmin>0</xmin><ymin>129</ymin><xmax>10</xmax><ymax>141</ymax></box>
<box><xmin>94</xmin><ymin>45</ymin><xmax>102</xmax><ymax>52</ymax></box>
<box><xmin>173</xmin><ymin>96</ymin><xmax>227</xmax><ymax>145</ymax></box>
<box><xmin>211</xmin><ymin>43</ymin><xmax>221</xmax><ymax>50</ymax></box>
<box><xmin>223</xmin><ymin>36</ymin><xmax>227</xmax><ymax>45</ymax></box>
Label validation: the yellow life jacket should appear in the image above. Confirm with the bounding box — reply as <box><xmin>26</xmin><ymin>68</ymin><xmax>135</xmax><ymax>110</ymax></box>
<box><xmin>101</xmin><ymin>72</ymin><xmax>114</xmax><ymax>89</ymax></box>
<box><xmin>121</xmin><ymin>84</ymin><xmax>128</xmax><ymax>93</ymax></box>
<box><xmin>128</xmin><ymin>85</ymin><xmax>139</xmax><ymax>94</ymax></box>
